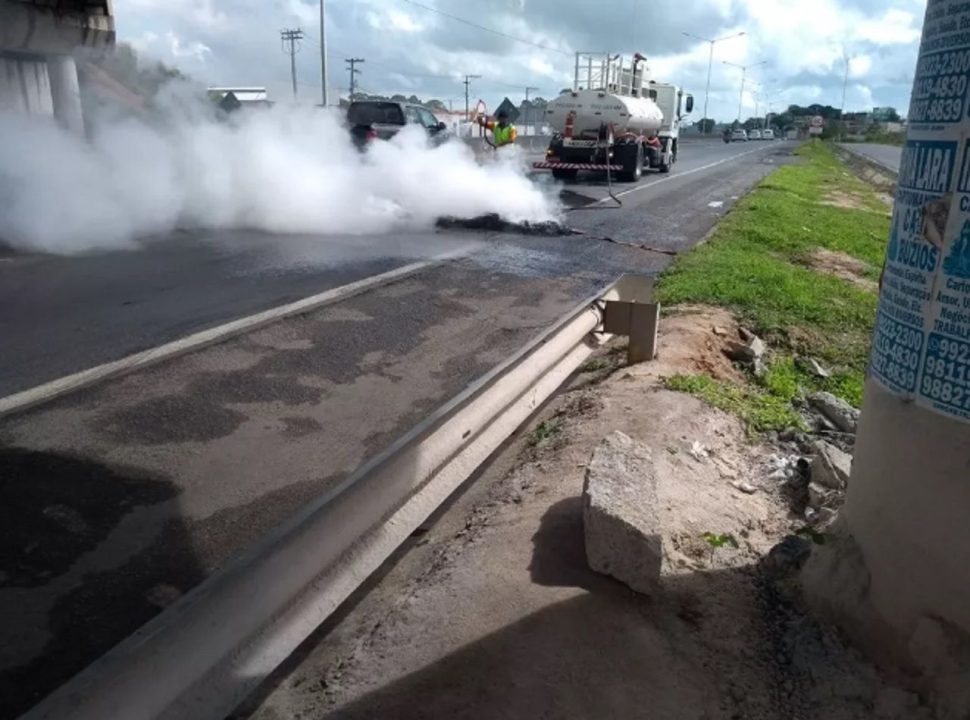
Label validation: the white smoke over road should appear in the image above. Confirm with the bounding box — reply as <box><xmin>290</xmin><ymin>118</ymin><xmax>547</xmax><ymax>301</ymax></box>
<box><xmin>0</xmin><ymin>106</ymin><xmax>558</xmax><ymax>254</ymax></box>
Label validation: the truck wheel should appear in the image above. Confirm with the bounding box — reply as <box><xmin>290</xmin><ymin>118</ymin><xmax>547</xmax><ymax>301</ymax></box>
<box><xmin>552</xmin><ymin>169</ymin><xmax>578</xmax><ymax>181</ymax></box>
<box><xmin>617</xmin><ymin>143</ymin><xmax>642</xmax><ymax>182</ymax></box>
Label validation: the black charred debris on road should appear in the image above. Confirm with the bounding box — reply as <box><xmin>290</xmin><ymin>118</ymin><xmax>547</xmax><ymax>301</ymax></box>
<box><xmin>435</xmin><ymin>214</ymin><xmax>579</xmax><ymax>236</ymax></box>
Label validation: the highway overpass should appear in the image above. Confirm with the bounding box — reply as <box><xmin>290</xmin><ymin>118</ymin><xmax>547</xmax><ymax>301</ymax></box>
<box><xmin>0</xmin><ymin>0</ymin><xmax>115</xmax><ymax>133</ymax></box>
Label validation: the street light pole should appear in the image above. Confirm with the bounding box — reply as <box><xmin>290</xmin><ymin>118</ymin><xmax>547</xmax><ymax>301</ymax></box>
<box><xmin>839</xmin><ymin>45</ymin><xmax>851</xmax><ymax>141</ymax></box>
<box><xmin>682</xmin><ymin>30</ymin><xmax>745</xmax><ymax>134</ymax></box>
<box><xmin>724</xmin><ymin>59</ymin><xmax>767</xmax><ymax>124</ymax></box>
<box><xmin>319</xmin><ymin>0</ymin><xmax>328</xmax><ymax>106</ymax></box>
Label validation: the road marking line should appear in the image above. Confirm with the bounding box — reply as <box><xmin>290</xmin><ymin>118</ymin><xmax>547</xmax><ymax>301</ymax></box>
<box><xmin>593</xmin><ymin>143</ymin><xmax>781</xmax><ymax>204</ymax></box>
<box><xmin>0</xmin><ymin>250</ymin><xmax>468</xmax><ymax>418</ymax></box>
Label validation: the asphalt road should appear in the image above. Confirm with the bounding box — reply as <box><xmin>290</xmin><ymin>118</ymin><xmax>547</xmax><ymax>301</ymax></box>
<box><xmin>839</xmin><ymin>142</ymin><xmax>902</xmax><ymax>173</ymax></box>
<box><xmin>0</xmin><ymin>139</ymin><xmax>782</xmax><ymax>398</ymax></box>
<box><xmin>0</xmin><ymin>138</ymin><xmax>791</xmax><ymax>719</ymax></box>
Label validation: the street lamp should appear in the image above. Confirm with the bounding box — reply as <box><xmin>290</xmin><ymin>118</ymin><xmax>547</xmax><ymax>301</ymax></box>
<box><xmin>759</xmin><ymin>79</ymin><xmax>783</xmax><ymax>131</ymax></box>
<box><xmin>681</xmin><ymin>30</ymin><xmax>745</xmax><ymax>134</ymax></box>
<box><xmin>723</xmin><ymin>59</ymin><xmax>767</xmax><ymax>123</ymax></box>
<box><xmin>839</xmin><ymin>44</ymin><xmax>852</xmax><ymax>141</ymax></box>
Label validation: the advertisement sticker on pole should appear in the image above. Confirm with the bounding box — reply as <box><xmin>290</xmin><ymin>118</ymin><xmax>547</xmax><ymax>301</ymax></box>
<box><xmin>869</xmin><ymin>0</ymin><xmax>970</xmax><ymax>422</ymax></box>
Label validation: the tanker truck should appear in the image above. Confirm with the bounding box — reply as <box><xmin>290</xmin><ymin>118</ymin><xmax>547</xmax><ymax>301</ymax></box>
<box><xmin>533</xmin><ymin>53</ymin><xmax>694</xmax><ymax>182</ymax></box>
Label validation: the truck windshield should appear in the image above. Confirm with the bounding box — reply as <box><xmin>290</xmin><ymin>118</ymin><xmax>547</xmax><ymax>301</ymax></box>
<box><xmin>347</xmin><ymin>103</ymin><xmax>405</xmax><ymax>126</ymax></box>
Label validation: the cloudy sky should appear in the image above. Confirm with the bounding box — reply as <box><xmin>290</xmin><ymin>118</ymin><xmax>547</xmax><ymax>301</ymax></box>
<box><xmin>118</xmin><ymin>0</ymin><xmax>925</xmax><ymax>121</ymax></box>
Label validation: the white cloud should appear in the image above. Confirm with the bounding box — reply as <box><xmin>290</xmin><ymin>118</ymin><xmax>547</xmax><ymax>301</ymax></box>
<box><xmin>849</xmin><ymin>55</ymin><xmax>873</xmax><ymax>79</ymax></box>
<box><xmin>166</xmin><ymin>32</ymin><xmax>211</xmax><ymax>62</ymax></box>
<box><xmin>855</xmin><ymin>9</ymin><xmax>922</xmax><ymax>45</ymax></box>
<box><xmin>113</xmin><ymin>0</ymin><xmax>925</xmax><ymax>122</ymax></box>
<box><xmin>389</xmin><ymin>10</ymin><xmax>422</xmax><ymax>32</ymax></box>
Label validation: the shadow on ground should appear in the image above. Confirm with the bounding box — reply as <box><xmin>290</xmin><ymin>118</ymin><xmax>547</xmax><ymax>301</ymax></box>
<box><xmin>274</xmin><ymin>495</ymin><xmax>879</xmax><ymax>720</ymax></box>
<box><xmin>0</xmin><ymin>447</ymin><xmax>202</xmax><ymax>720</ymax></box>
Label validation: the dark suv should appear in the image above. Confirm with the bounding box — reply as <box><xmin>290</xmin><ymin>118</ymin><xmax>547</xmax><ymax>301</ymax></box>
<box><xmin>347</xmin><ymin>101</ymin><xmax>450</xmax><ymax>149</ymax></box>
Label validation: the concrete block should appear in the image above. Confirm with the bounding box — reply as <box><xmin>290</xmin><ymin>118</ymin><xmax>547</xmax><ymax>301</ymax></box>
<box><xmin>582</xmin><ymin>431</ymin><xmax>661</xmax><ymax>594</ymax></box>
<box><xmin>808</xmin><ymin>392</ymin><xmax>860</xmax><ymax>434</ymax></box>
<box><xmin>811</xmin><ymin>441</ymin><xmax>852</xmax><ymax>490</ymax></box>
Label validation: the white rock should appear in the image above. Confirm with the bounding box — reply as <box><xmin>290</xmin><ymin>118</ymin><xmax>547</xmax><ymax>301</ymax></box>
<box><xmin>583</xmin><ymin>431</ymin><xmax>661</xmax><ymax>594</ymax></box>
<box><xmin>808</xmin><ymin>392</ymin><xmax>860</xmax><ymax>434</ymax></box>
<box><xmin>797</xmin><ymin>356</ymin><xmax>832</xmax><ymax>378</ymax></box>
<box><xmin>724</xmin><ymin>337</ymin><xmax>765</xmax><ymax>363</ymax></box>
<box><xmin>747</xmin><ymin>335</ymin><xmax>766</xmax><ymax>359</ymax></box>
<box><xmin>811</xmin><ymin>441</ymin><xmax>852</xmax><ymax>490</ymax></box>
<box><xmin>731</xmin><ymin>480</ymin><xmax>758</xmax><ymax>495</ymax></box>
<box><xmin>808</xmin><ymin>481</ymin><xmax>838</xmax><ymax>510</ymax></box>
<box><xmin>689</xmin><ymin>441</ymin><xmax>709</xmax><ymax>462</ymax></box>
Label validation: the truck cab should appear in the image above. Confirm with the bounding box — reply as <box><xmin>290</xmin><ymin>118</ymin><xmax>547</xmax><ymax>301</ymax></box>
<box><xmin>650</xmin><ymin>82</ymin><xmax>694</xmax><ymax>170</ymax></box>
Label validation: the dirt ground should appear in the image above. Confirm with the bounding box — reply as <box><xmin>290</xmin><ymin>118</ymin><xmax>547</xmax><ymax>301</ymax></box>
<box><xmin>245</xmin><ymin>307</ymin><xmax>931</xmax><ymax>720</ymax></box>
<box><xmin>802</xmin><ymin>247</ymin><xmax>879</xmax><ymax>292</ymax></box>
<box><xmin>821</xmin><ymin>189</ymin><xmax>870</xmax><ymax>211</ymax></box>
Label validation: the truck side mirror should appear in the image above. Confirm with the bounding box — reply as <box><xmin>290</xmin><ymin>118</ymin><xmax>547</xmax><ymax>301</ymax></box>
<box><xmin>437</xmin><ymin>121</ymin><xmax>447</xmax><ymax>132</ymax></box>
<box><xmin>686</xmin><ymin>95</ymin><xmax>694</xmax><ymax>114</ymax></box>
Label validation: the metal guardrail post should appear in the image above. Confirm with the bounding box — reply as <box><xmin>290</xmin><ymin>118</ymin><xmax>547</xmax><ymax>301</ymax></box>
<box><xmin>602</xmin><ymin>276</ymin><xmax>659</xmax><ymax>363</ymax></box>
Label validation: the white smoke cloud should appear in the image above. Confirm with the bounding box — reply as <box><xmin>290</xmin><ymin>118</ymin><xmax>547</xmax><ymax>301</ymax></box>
<box><xmin>0</xmin><ymin>105</ymin><xmax>557</xmax><ymax>255</ymax></box>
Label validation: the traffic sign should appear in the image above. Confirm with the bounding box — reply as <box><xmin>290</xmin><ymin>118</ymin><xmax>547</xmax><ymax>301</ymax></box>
<box><xmin>810</xmin><ymin>115</ymin><xmax>824</xmax><ymax>127</ymax></box>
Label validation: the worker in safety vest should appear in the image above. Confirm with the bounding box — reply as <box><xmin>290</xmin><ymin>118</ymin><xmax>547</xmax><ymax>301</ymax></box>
<box><xmin>478</xmin><ymin>110</ymin><xmax>517</xmax><ymax>147</ymax></box>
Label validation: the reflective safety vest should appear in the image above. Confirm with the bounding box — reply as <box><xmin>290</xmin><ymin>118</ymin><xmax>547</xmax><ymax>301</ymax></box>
<box><xmin>493</xmin><ymin>123</ymin><xmax>516</xmax><ymax>146</ymax></box>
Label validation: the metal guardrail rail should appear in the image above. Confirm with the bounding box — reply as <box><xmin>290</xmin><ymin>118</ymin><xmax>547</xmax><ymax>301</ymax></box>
<box><xmin>836</xmin><ymin>143</ymin><xmax>901</xmax><ymax>177</ymax></box>
<box><xmin>20</xmin><ymin>275</ymin><xmax>656</xmax><ymax>720</ymax></box>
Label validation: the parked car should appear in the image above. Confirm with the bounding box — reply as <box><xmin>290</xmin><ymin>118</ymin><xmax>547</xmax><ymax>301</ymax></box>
<box><xmin>729</xmin><ymin>129</ymin><xmax>748</xmax><ymax>142</ymax></box>
<box><xmin>762</xmin><ymin>128</ymin><xmax>775</xmax><ymax>140</ymax></box>
<box><xmin>347</xmin><ymin>100</ymin><xmax>450</xmax><ymax>149</ymax></box>
<box><xmin>748</xmin><ymin>129</ymin><xmax>763</xmax><ymax>140</ymax></box>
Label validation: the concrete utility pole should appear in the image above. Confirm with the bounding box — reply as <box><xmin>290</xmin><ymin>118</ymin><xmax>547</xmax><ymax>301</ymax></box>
<box><xmin>723</xmin><ymin>59</ymin><xmax>766</xmax><ymax>123</ymax></box>
<box><xmin>681</xmin><ymin>31</ymin><xmax>745</xmax><ymax>134</ymax></box>
<box><xmin>806</xmin><ymin>2</ymin><xmax>970</xmax><ymax>713</ymax></box>
<box><xmin>319</xmin><ymin>0</ymin><xmax>329</xmax><ymax>106</ymax></box>
<box><xmin>463</xmin><ymin>74</ymin><xmax>481</xmax><ymax>120</ymax></box>
<box><xmin>280</xmin><ymin>28</ymin><xmax>304</xmax><ymax>100</ymax></box>
<box><xmin>345</xmin><ymin>57</ymin><xmax>364</xmax><ymax>101</ymax></box>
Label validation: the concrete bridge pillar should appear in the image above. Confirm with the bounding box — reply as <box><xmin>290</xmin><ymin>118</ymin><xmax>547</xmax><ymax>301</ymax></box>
<box><xmin>47</xmin><ymin>55</ymin><xmax>84</xmax><ymax>135</ymax></box>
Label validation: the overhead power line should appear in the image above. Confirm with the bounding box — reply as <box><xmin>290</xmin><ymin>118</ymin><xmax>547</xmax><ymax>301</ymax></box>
<box><xmin>346</xmin><ymin>57</ymin><xmax>365</xmax><ymax>100</ymax></box>
<box><xmin>401</xmin><ymin>0</ymin><xmax>570</xmax><ymax>56</ymax></box>
<box><xmin>463</xmin><ymin>74</ymin><xmax>481</xmax><ymax>117</ymax></box>
<box><xmin>280</xmin><ymin>28</ymin><xmax>305</xmax><ymax>100</ymax></box>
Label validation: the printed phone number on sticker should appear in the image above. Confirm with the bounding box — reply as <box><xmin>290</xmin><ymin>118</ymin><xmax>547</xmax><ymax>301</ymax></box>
<box><xmin>910</xmin><ymin>97</ymin><xmax>965</xmax><ymax>123</ymax></box>
<box><xmin>916</xmin><ymin>49</ymin><xmax>970</xmax><ymax>79</ymax></box>
<box><xmin>919</xmin><ymin>335</ymin><xmax>970</xmax><ymax>414</ymax></box>
<box><xmin>912</xmin><ymin>73</ymin><xmax>969</xmax><ymax>103</ymax></box>
<box><xmin>871</xmin><ymin>312</ymin><xmax>923</xmax><ymax>393</ymax></box>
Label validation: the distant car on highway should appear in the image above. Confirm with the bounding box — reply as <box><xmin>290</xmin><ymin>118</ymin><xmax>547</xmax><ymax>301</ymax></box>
<box><xmin>748</xmin><ymin>129</ymin><xmax>762</xmax><ymax>140</ymax></box>
<box><xmin>347</xmin><ymin>100</ymin><xmax>450</xmax><ymax>149</ymax></box>
<box><xmin>762</xmin><ymin>128</ymin><xmax>775</xmax><ymax>140</ymax></box>
<box><xmin>727</xmin><ymin>129</ymin><xmax>748</xmax><ymax>142</ymax></box>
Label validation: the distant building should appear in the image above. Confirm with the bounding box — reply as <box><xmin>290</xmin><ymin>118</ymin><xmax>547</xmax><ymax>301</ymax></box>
<box><xmin>843</xmin><ymin>111</ymin><xmax>873</xmax><ymax>137</ymax></box>
<box><xmin>872</xmin><ymin>106</ymin><xmax>899</xmax><ymax>122</ymax></box>
<box><xmin>207</xmin><ymin>87</ymin><xmax>272</xmax><ymax>112</ymax></box>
